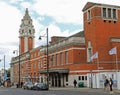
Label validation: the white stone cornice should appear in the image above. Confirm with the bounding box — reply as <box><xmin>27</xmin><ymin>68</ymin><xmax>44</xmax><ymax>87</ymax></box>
<box><xmin>110</xmin><ymin>38</ymin><xmax>120</xmax><ymax>42</ymax></box>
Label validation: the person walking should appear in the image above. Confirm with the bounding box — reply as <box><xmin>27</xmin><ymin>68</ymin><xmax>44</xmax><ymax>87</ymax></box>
<box><xmin>73</xmin><ymin>79</ymin><xmax>77</xmax><ymax>88</ymax></box>
<box><xmin>104</xmin><ymin>76</ymin><xmax>109</xmax><ymax>91</ymax></box>
<box><xmin>109</xmin><ymin>78</ymin><xmax>113</xmax><ymax>94</ymax></box>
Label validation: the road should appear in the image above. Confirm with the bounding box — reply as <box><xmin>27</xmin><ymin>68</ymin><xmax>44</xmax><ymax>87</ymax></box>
<box><xmin>0</xmin><ymin>87</ymin><xmax>119</xmax><ymax>95</ymax></box>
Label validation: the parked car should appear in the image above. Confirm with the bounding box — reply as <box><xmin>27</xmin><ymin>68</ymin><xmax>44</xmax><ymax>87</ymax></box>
<box><xmin>31</xmin><ymin>82</ymin><xmax>48</xmax><ymax>90</ymax></box>
<box><xmin>23</xmin><ymin>82</ymin><xmax>33</xmax><ymax>90</ymax></box>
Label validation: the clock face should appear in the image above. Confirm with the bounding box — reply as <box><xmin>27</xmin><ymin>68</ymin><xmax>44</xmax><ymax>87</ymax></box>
<box><xmin>24</xmin><ymin>20</ymin><xmax>28</xmax><ymax>25</ymax></box>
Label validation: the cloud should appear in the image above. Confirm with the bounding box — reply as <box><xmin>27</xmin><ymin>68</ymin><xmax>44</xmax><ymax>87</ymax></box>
<box><xmin>33</xmin><ymin>0</ymin><xmax>120</xmax><ymax>25</ymax></box>
<box><xmin>33</xmin><ymin>0</ymin><xmax>83</xmax><ymax>24</ymax></box>
<box><xmin>20</xmin><ymin>1</ymin><xmax>32</xmax><ymax>8</ymax></box>
<box><xmin>0</xmin><ymin>2</ymin><xmax>22</xmax><ymax>43</ymax></box>
<box><xmin>0</xmin><ymin>2</ymin><xmax>23</xmax><ymax>69</ymax></box>
<box><xmin>35</xmin><ymin>23</ymin><xmax>81</xmax><ymax>47</ymax></box>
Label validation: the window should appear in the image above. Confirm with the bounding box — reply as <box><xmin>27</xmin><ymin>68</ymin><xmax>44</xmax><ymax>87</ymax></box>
<box><xmin>108</xmin><ymin>8</ymin><xmax>111</xmax><ymax>18</ymax></box>
<box><xmin>52</xmin><ymin>55</ymin><xmax>54</xmax><ymax>66</ymax></box>
<box><xmin>103</xmin><ymin>8</ymin><xmax>106</xmax><ymax>18</ymax></box>
<box><xmin>87</xmin><ymin>10</ymin><xmax>91</xmax><ymax>21</ymax></box>
<box><xmin>87</xmin><ymin>41</ymin><xmax>92</xmax><ymax>62</ymax></box>
<box><xmin>38</xmin><ymin>61</ymin><xmax>41</xmax><ymax>69</ymax></box>
<box><xmin>56</xmin><ymin>54</ymin><xmax>58</xmax><ymax>66</ymax></box>
<box><xmin>88</xmin><ymin>48</ymin><xmax>92</xmax><ymax>62</ymax></box>
<box><xmin>113</xmin><ymin>9</ymin><xmax>117</xmax><ymax>19</ymax></box>
<box><xmin>82</xmin><ymin>76</ymin><xmax>84</xmax><ymax>80</ymax></box>
<box><xmin>60</xmin><ymin>53</ymin><xmax>62</xmax><ymax>65</ymax></box>
<box><xmin>22</xmin><ymin>29</ymin><xmax>24</xmax><ymax>33</ymax></box>
<box><xmin>78</xmin><ymin>76</ymin><xmax>87</xmax><ymax>80</ymax></box>
<box><xmin>78</xmin><ymin>76</ymin><xmax>81</xmax><ymax>80</ymax></box>
<box><xmin>61</xmin><ymin>52</ymin><xmax>64</xmax><ymax>65</ymax></box>
<box><xmin>29</xmin><ymin>30</ymin><xmax>31</xmax><ymax>34</ymax></box>
<box><xmin>29</xmin><ymin>21</ymin><xmax>30</xmax><ymax>24</ymax></box>
<box><xmin>51</xmin><ymin>55</ymin><xmax>54</xmax><ymax>67</ymax></box>
<box><xmin>102</xmin><ymin>7</ymin><xmax>117</xmax><ymax>20</ymax></box>
<box><xmin>65</xmin><ymin>51</ymin><xmax>68</xmax><ymax>64</ymax></box>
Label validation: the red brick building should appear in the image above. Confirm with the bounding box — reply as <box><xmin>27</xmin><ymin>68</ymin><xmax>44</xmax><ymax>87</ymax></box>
<box><xmin>83</xmin><ymin>2</ymin><xmax>120</xmax><ymax>69</ymax></box>
<box><xmin>11</xmin><ymin>2</ymin><xmax>120</xmax><ymax>87</ymax></box>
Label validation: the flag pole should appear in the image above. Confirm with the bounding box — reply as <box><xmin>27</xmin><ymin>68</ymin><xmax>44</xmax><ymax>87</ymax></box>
<box><xmin>97</xmin><ymin>56</ymin><xmax>100</xmax><ymax>89</ymax></box>
<box><xmin>97</xmin><ymin>57</ymin><xmax>99</xmax><ymax>72</ymax></box>
<box><xmin>92</xmin><ymin>52</ymin><xmax>99</xmax><ymax>88</ymax></box>
<box><xmin>109</xmin><ymin>47</ymin><xmax>118</xmax><ymax>89</ymax></box>
<box><xmin>115</xmin><ymin>47</ymin><xmax>118</xmax><ymax>89</ymax></box>
<box><xmin>115</xmin><ymin>47</ymin><xmax>118</xmax><ymax>71</ymax></box>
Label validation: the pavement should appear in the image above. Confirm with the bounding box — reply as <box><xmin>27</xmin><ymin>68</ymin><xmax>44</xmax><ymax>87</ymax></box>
<box><xmin>49</xmin><ymin>86</ymin><xmax>120</xmax><ymax>94</ymax></box>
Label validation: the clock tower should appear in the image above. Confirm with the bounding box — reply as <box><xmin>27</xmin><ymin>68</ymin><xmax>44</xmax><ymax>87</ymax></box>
<box><xmin>19</xmin><ymin>8</ymin><xmax>35</xmax><ymax>54</ymax></box>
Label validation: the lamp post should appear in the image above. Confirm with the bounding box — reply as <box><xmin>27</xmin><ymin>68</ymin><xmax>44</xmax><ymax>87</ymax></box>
<box><xmin>39</xmin><ymin>28</ymin><xmax>49</xmax><ymax>90</ymax></box>
<box><xmin>13</xmin><ymin>45</ymin><xmax>20</xmax><ymax>88</ymax></box>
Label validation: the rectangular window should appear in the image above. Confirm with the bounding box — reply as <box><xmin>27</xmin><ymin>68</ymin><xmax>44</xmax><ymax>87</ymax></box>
<box><xmin>49</xmin><ymin>55</ymin><xmax>53</xmax><ymax>67</ymax></box>
<box><xmin>52</xmin><ymin>55</ymin><xmax>54</xmax><ymax>66</ymax></box>
<box><xmin>65</xmin><ymin>51</ymin><xmax>68</xmax><ymax>64</ymax></box>
<box><xmin>102</xmin><ymin>7</ymin><xmax>117</xmax><ymax>20</ymax></box>
<box><xmin>78</xmin><ymin>76</ymin><xmax>81</xmax><ymax>80</ymax></box>
<box><xmin>88</xmin><ymin>48</ymin><xmax>92</xmax><ymax>62</ymax></box>
<box><xmin>87</xmin><ymin>10</ymin><xmax>91</xmax><ymax>21</ymax></box>
<box><xmin>60</xmin><ymin>52</ymin><xmax>62</xmax><ymax>65</ymax></box>
<box><xmin>103</xmin><ymin>8</ymin><xmax>106</xmax><ymax>18</ymax></box>
<box><xmin>56</xmin><ymin>54</ymin><xmax>59</xmax><ymax>66</ymax></box>
<box><xmin>113</xmin><ymin>9</ymin><xmax>117</xmax><ymax>19</ymax></box>
<box><xmin>82</xmin><ymin>76</ymin><xmax>84</xmax><ymax>80</ymax></box>
<box><xmin>61</xmin><ymin>52</ymin><xmax>64</xmax><ymax>65</ymax></box>
<box><xmin>55</xmin><ymin>54</ymin><xmax>57</xmax><ymax>66</ymax></box>
<box><xmin>108</xmin><ymin>8</ymin><xmax>111</xmax><ymax>18</ymax></box>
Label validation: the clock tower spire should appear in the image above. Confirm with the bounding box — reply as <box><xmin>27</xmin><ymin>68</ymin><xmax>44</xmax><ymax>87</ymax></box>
<box><xmin>19</xmin><ymin>8</ymin><xmax>35</xmax><ymax>54</ymax></box>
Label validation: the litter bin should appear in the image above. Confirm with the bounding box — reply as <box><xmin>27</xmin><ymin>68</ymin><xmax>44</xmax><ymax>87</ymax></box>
<box><xmin>78</xmin><ymin>82</ymin><xmax>84</xmax><ymax>87</ymax></box>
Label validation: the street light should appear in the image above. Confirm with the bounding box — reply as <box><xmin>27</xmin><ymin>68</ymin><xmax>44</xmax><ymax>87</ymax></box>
<box><xmin>13</xmin><ymin>45</ymin><xmax>21</xmax><ymax>88</ymax></box>
<box><xmin>39</xmin><ymin>28</ymin><xmax>49</xmax><ymax>90</ymax></box>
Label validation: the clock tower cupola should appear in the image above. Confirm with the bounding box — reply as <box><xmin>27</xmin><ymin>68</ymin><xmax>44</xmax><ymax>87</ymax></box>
<box><xmin>19</xmin><ymin>8</ymin><xmax>35</xmax><ymax>54</ymax></box>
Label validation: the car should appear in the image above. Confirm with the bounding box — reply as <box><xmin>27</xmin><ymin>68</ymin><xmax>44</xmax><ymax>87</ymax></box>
<box><xmin>31</xmin><ymin>82</ymin><xmax>48</xmax><ymax>90</ymax></box>
<box><xmin>23</xmin><ymin>82</ymin><xmax>33</xmax><ymax>90</ymax></box>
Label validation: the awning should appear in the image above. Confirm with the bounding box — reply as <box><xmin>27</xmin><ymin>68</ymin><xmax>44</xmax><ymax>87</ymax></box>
<box><xmin>39</xmin><ymin>68</ymin><xmax>69</xmax><ymax>74</ymax></box>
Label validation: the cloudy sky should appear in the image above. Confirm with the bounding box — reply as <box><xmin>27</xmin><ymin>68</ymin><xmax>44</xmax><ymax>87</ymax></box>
<box><xmin>0</xmin><ymin>0</ymin><xmax>120</xmax><ymax>69</ymax></box>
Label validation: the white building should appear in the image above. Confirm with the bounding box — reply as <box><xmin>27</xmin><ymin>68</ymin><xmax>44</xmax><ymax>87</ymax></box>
<box><xmin>0</xmin><ymin>69</ymin><xmax>5</xmax><ymax>83</ymax></box>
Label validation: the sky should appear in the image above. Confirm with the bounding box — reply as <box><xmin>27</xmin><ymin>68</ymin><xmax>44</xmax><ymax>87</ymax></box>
<box><xmin>0</xmin><ymin>0</ymin><xmax>120</xmax><ymax>69</ymax></box>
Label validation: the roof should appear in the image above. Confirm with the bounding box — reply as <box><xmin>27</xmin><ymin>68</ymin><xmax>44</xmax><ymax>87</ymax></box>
<box><xmin>50</xmin><ymin>31</ymin><xmax>84</xmax><ymax>45</ymax></box>
<box><xmin>82</xmin><ymin>2</ymin><xmax>120</xmax><ymax>12</ymax></box>
<box><xmin>70</xmin><ymin>31</ymin><xmax>84</xmax><ymax>37</ymax></box>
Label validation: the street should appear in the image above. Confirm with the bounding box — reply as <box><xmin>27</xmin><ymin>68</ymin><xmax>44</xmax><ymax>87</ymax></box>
<box><xmin>0</xmin><ymin>87</ymin><xmax>119</xmax><ymax>95</ymax></box>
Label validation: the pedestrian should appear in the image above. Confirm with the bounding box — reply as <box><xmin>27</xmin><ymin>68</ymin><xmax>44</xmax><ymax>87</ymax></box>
<box><xmin>73</xmin><ymin>79</ymin><xmax>77</xmax><ymax>88</ymax></box>
<box><xmin>21</xmin><ymin>82</ymin><xmax>23</xmax><ymax>88</ymax></box>
<box><xmin>104</xmin><ymin>76</ymin><xmax>109</xmax><ymax>91</ymax></box>
<box><xmin>109</xmin><ymin>78</ymin><xmax>113</xmax><ymax>94</ymax></box>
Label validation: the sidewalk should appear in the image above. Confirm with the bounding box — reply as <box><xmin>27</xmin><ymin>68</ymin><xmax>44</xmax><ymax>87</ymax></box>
<box><xmin>50</xmin><ymin>86</ymin><xmax>120</xmax><ymax>94</ymax></box>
